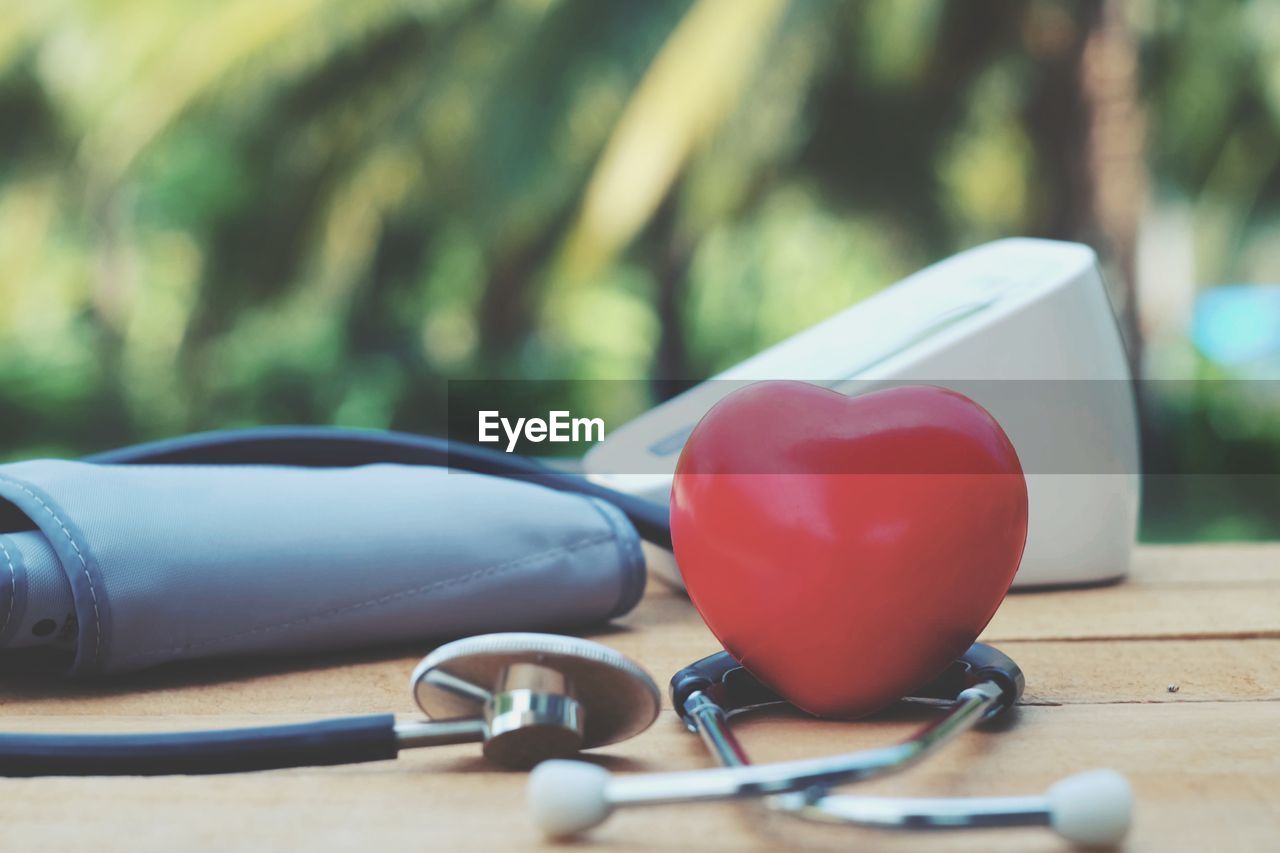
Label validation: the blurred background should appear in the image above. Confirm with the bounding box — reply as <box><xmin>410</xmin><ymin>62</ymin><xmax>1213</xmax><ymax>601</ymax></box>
<box><xmin>1</xmin><ymin>0</ymin><xmax>1278</xmax><ymax>540</ymax></box>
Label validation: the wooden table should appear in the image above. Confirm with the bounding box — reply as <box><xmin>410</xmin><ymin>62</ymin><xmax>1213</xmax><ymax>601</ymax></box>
<box><xmin>1</xmin><ymin>543</ymin><xmax>1277</xmax><ymax>851</ymax></box>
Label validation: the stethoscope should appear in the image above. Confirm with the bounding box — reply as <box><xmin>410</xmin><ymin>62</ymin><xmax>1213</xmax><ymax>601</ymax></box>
<box><xmin>2</xmin><ymin>427</ymin><xmax>1131</xmax><ymax>844</ymax></box>
<box><xmin>1</xmin><ymin>630</ymin><xmax>1130</xmax><ymax>845</ymax></box>
<box><xmin>529</xmin><ymin>644</ymin><xmax>1131</xmax><ymax>847</ymax></box>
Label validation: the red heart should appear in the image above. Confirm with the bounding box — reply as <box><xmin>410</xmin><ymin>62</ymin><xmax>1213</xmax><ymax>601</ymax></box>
<box><xmin>671</xmin><ymin>381</ymin><xmax>1028</xmax><ymax>718</ymax></box>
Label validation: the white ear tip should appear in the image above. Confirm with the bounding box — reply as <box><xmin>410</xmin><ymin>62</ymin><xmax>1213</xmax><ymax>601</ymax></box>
<box><xmin>527</xmin><ymin>760</ymin><xmax>613</xmax><ymax>838</ymax></box>
<box><xmin>1047</xmin><ymin>769</ymin><xmax>1133</xmax><ymax>846</ymax></box>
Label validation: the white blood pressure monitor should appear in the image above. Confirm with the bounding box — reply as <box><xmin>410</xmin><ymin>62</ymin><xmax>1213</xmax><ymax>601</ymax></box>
<box><xmin>585</xmin><ymin>239</ymin><xmax>1140</xmax><ymax>588</ymax></box>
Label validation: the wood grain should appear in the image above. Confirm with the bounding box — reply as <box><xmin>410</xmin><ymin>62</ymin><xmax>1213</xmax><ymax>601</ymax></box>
<box><xmin>0</xmin><ymin>543</ymin><xmax>1277</xmax><ymax>851</ymax></box>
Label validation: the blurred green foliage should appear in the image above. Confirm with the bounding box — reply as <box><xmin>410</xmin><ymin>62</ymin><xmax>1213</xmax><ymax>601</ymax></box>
<box><xmin>1</xmin><ymin>0</ymin><xmax>1279</xmax><ymax>537</ymax></box>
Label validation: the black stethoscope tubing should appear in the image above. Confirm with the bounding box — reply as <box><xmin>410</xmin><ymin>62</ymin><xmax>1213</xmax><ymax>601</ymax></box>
<box><xmin>0</xmin><ymin>715</ymin><xmax>399</xmax><ymax>777</ymax></box>
<box><xmin>85</xmin><ymin>426</ymin><xmax>672</xmax><ymax>549</ymax></box>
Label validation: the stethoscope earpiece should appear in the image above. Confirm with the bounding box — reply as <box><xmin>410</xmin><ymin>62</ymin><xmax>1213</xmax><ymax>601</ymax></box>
<box><xmin>1047</xmin><ymin>769</ymin><xmax>1134</xmax><ymax>846</ymax></box>
<box><xmin>529</xmin><ymin>760</ymin><xmax>614</xmax><ymax>837</ymax></box>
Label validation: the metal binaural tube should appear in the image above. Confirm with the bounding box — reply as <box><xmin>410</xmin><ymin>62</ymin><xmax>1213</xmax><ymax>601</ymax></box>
<box><xmin>605</xmin><ymin>681</ymin><xmax>1003</xmax><ymax>807</ymax></box>
<box><xmin>680</xmin><ymin>678</ymin><xmax>1055</xmax><ymax>835</ymax></box>
<box><xmin>682</xmin><ymin>692</ymin><xmax>750</xmax><ymax>768</ymax></box>
<box><xmin>773</xmin><ymin>790</ymin><xmax>1050</xmax><ymax>831</ymax></box>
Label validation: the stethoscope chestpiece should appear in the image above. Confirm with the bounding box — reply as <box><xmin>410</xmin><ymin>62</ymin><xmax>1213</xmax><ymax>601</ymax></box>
<box><xmin>411</xmin><ymin>633</ymin><xmax>661</xmax><ymax>768</ymax></box>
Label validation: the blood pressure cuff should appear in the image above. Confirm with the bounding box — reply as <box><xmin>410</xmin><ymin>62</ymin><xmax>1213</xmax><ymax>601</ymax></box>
<box><xmin>0</xmin><ymin>460</ymin><xmax>645</xmax><ymax>677</ymax></box>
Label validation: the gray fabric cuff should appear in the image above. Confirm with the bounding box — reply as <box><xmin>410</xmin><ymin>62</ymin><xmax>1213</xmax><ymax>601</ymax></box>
<box><xmin>0</xmin><ymin>461</ymin><xmax>645</xmax><ymax>676</ymax></box>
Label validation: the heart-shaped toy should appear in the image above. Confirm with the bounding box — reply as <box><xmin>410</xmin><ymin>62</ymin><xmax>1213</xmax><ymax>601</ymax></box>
<box><xmin>671</xmin><ymin>381</ymin><xmax>1028</xmax><ymax>718</ymax></box>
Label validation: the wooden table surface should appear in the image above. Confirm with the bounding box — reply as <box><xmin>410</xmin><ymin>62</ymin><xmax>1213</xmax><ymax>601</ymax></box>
<box><xmin>1</xmin><ymin>543</ymin><xmax>1277</xmax><ymax>851</ymax></box>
